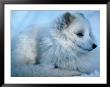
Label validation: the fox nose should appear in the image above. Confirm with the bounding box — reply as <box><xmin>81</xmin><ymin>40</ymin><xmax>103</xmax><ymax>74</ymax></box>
<box><xmin>92</xmin><ymin>44</ymin><xmax>97</xmax><ymax>49</ymax></box>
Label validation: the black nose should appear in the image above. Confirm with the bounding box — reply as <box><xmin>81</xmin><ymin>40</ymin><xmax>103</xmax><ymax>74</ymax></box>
<box><xmin>92</xmin><ymin>44</ymin><xmax>97</xmax><ymax>49</ymax></box>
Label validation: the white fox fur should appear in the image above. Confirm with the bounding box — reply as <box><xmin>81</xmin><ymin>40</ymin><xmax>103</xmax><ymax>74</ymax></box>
<box><xmin>11</xmin><ymin>12</ymin><xmax>99</xmax><ymax>77</ymax></box>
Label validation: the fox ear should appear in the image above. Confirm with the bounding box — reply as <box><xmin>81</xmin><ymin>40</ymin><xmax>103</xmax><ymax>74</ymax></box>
<box><xmin>63</xmin><ymin>12</ymin><xmax>75</xmax><ymax>26</ymax></box>
<box><xmin>55</xmin><ymin>12</ymin><xmax>75</xmax><ymax>31</ymax></box>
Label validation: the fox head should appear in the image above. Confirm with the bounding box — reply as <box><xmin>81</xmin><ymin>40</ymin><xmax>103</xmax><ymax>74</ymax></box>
<box><xmin>53</xmin><ymin>12</ymin><xmax>97</xmax><ymax>53</ymax></box>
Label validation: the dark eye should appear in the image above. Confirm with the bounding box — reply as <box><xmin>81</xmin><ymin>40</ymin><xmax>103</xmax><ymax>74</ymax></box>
<box><xmin>77</xmin><ymin>33</ymin><xmax>84</xmax><ymax>37</ymax></box>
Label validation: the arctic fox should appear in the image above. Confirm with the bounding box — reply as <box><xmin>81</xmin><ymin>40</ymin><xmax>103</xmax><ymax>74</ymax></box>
<box><xmin>11</xmin><ymin>12</ymin><xmax>99</xmax><ymax>77</ymax></box>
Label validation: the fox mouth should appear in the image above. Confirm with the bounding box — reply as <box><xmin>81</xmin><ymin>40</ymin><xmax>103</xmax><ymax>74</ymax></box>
<box><xmin>77</xmin><ymin>45</ymin><xmax>92</xmax><ymax>51</ymax></box>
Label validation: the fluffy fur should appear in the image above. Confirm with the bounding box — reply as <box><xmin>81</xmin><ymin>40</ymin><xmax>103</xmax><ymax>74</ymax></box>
<box><xmin>11</xmin><ymin>12</ymin><xmax>99</xmax><ymax>77</ymax></box>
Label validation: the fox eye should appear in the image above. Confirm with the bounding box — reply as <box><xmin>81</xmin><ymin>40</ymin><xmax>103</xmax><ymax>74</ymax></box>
<box><xmin>77</xmin><ymin>33</ymin><xmax>84</xmax><ymax>37</ymax></box>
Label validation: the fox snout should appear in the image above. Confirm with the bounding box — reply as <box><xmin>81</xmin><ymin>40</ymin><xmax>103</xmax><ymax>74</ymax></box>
<box><xmin>92</xmin><ymin>44</ymin><xmax>97</xmax><ymax>49</ymax></box>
